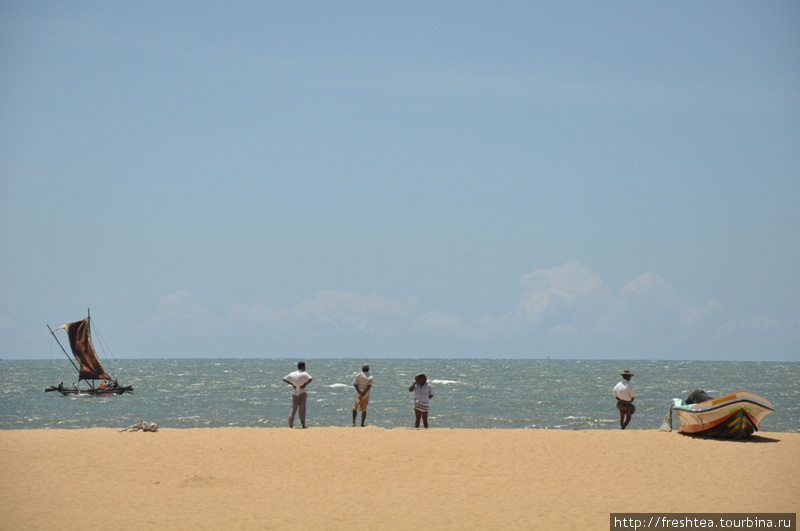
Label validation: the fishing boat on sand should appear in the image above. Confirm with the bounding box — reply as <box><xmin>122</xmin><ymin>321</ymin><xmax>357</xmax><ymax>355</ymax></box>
<box><xmin>44</xmin><ymin>310</ymin><xmax>133</xmax><ymax>396</ymax></box>
<box><xmin>667</xmin><ymin>389</ymin><xmax>773</xmax><ymax>439</ymax></box>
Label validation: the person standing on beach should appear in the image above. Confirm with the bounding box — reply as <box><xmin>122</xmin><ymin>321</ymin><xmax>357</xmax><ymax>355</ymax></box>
<box><xmin>352</xmin><ymin>364</ymin><xmax>373</xmax><ymax>427</ymax></box>
<box><xmin>409</xmin><ymin>374</ymin><xmax>434</xmax><ymax>428</ymax></box>
<box><xmin>283</xmin><ymin>361</ymin><xmax>313</xmax><ymax>428</ymax></box>
<box><xmin>613</xmin><ymin>370</ymin><xmax>635</xmax><ymax>429</ymax></box>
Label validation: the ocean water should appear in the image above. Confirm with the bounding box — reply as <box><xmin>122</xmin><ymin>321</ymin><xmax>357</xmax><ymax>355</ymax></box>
<box><xmin>0</xmin><ymin>358</ymin><xmax>797</xmax><ymax>432</ymax></box>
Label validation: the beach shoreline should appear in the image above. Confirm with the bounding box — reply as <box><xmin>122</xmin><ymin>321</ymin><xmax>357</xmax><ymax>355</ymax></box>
<box><xmin>1</xmin><ymin>428</ymin><xmax>797</xmax><ymax>530</ymax></box>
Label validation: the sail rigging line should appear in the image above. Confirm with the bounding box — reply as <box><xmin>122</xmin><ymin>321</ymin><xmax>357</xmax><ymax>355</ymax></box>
<box><xmin>47</xmin><ymin>324</ymin><xmax>80</xmax><ymax>374</ymax></box>
<box><xmin>82</xmin><ymin>309</ymin><xmax>115</xmax><ymax>382</ymax></box>
<box><xmin>86</xmin><ymin>316</ymin><xmax>125</xmax><ymax>387</ymax></box>
<box><xmin>90</xmin><ymin>318</ymin><xmax>118</xmax><ymax>363</ymax></box>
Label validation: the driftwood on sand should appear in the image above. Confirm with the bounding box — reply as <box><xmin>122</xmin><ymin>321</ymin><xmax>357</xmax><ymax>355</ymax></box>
<box><xmin>119</xmin><ymin>419</ymin><xmax>159</xmax><ymax>432</ymax></box>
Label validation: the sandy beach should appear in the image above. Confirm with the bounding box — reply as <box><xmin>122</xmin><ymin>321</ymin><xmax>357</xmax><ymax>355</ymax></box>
<box><xmin>1</xmin><ymin>428</ymin><xmax>797</xmax><ymax>531</ymax></box>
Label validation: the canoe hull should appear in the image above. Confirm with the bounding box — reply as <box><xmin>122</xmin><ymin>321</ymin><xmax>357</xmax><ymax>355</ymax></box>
<box><xmin>45</xmin><ymin>385</ymin><xmax>133</xmax><ymax>396</ymax></box>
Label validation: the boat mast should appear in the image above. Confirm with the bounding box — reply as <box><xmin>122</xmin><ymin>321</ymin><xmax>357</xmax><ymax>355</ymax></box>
<box><xmin>86</xmin><ymin>308</ymin><xmax>95</xmax><ymax>388</ymax></box>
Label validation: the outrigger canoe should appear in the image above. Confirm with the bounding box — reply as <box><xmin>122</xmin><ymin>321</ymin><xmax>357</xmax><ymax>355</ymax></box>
<box><xmin>45</xmin><ymin>310</ymin><xmax>133</xmax><ymax>396</ymax></box>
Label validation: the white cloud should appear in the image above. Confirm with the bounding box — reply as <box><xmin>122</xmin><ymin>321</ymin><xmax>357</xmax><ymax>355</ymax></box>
<box><xmin>415</xmin><ymin>310</ymin><xmax>464</xmax><ymax>333</ymax></box>
<box><xmin>131</xmin><ymin>263</ymin><xmax>796</xmax><ymax>359</ymax></box>
<box><xmin>592</xmin><ymin>272</ymin><xmax>723</xmax><ymax>340</ymax></box>
<box><xmin>294</xmin><ymin>290</ymin><xmax>414</xmax><ymax>333</ymax></box>
<box><xmin>489</xmin><ymin>260</ymin><xmax>616</xmax><ymax>338</ymax></box>
<box><xmin>515</xmin><ymin>260</ymin><xmax>607</xmax><ymax>326</ymax></box>
<box><xmin>137</xmin><ymin>290</ymin><xmax>225</xmax><ymax>342</ymax></box>
<box><xmin>603</xmin><ymin>272</ymin><xmax>678</xmax><ymax>336</ymax></box>
<box><xmin>139</xmin><ymin>264</ymin><xmax>722</xmax><ymax>345</ymax></box>
<box><xmin>621</xmin><ymin>272</ymin><xmax>673</xmax><ymax>300</ymax></box>
<box><xmin>680</xmin><ymin>300</ymin><xmax>722</xmax><ymax>326</ymax></box>
<box><xmin>232</xmin><ymin>290</ymin><xmax>418</xmax><ymax>338</ymax></box>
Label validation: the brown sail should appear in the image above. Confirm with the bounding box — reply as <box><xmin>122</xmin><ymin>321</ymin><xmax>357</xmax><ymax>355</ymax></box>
<box><xmin>62</xmin><ymin>318</ymin><xmax>112</xmax><ymax>381</ymax></box>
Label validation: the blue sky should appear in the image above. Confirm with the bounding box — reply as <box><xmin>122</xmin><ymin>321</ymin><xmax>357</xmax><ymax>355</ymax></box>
<box><xmin>1</xmin><ymin>1</ymin><xmax>798</xmax><ymax>361</ymax></box>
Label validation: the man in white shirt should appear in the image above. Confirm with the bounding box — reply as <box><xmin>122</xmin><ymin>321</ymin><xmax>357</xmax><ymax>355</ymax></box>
<box><xmin>352</xmin><ymin>364</ymin><xmax>373</xmax><ymax>427</ymax></box>
<box><xmin>283</xmin><ymin>361</ymin><xmax>313</xmax><ymax>428</ymax></box>
<box><xmin>613</xmin><ymin>370</ymin><xmax>635</xmax><ymax>430</ymax></box>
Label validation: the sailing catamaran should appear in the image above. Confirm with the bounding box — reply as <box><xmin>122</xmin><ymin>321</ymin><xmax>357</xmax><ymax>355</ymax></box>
<box><xmin>45</xmin><ymin>310</ymin><xmax>133</xmax><ymax>396</ymax></box>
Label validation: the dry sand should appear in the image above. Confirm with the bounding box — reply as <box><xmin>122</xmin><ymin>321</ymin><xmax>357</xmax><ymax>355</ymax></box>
<box><xmin>1</xmin><ymin>428</ymin><xmax>797</xmax><ymax>531</ymax></box>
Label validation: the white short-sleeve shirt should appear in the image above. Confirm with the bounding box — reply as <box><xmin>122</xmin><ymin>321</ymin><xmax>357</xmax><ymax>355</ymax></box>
<box><xmin>413</xmin><ymin>382</ymin><xmax>433</xmax><ymax>406</ymax></box>
<box><xmin>353</xmin><ymin>371</ymin><xmax>373</xmax><ymax>398</ymax></box>
<box><xmin>613</xmin><ymin>379</ymin><xmax>634</xmax><ymax>401</ymax></box>
<box><xmin>285</xmin><ymin>370</ymin><xmax>312</xmax><ymax>396</ymax></box>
